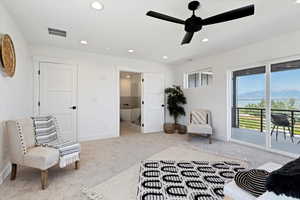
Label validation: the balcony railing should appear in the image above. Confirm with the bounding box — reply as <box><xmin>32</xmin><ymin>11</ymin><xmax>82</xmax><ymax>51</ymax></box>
<box><xmin>232</xmin><ymin>107</ymin><xmax>300</xmax><ymax>135</ymax></box>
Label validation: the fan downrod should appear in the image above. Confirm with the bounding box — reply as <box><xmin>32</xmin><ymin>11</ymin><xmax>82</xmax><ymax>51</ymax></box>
<box><xmin>188</xmin><ymin>1</ymin><xmax>200</xmax><ymax>11</ymax></box>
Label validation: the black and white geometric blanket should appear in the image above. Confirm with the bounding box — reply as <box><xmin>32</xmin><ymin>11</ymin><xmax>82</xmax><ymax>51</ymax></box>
<box><xmin>137</xmin><ymin>160</ymin><xmax>245</xmax><ymax>200</ymax></box>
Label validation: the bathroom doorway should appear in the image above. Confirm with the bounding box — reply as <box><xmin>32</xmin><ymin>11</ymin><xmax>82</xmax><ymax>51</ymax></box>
<box><xmin>120</xmin><ymin>71</ymin><xmax>142</xmax><ymax>136</ymax></box>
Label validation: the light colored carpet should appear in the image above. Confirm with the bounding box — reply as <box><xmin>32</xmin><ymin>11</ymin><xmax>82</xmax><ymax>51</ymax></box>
<box><xmin>82</xmin><ymin>145</ymin><xmax>248</xmax><ymax>200</ymax></box>
<box><xmin>0</xmin><ymin>124</ymin><xmax>292</xmax><ymax>200</ymax></box>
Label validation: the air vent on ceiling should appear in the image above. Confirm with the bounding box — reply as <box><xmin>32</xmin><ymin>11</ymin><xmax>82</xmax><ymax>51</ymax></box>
<box><xmin>48</xmin><ymin>28</ymin><xmax>67</xmax><ymax>38</ymax></box>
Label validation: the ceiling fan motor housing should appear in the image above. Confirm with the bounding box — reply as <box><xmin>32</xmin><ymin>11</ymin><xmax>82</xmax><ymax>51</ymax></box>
<box><xmin>188</xmin><ymin>1</ymin><xmax>200</xmax><ymax>11</ymax></box>
<box><xmin>185</xmin><ymin>16</ymin><xmax>203</xmax><ymax>32</ymax></box>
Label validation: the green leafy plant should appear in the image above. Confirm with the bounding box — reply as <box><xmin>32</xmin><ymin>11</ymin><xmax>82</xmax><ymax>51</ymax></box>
<box><xmin>165</xmin><ymin>85</ymin><xmax>187</xmax><ymax>125</ymax></box>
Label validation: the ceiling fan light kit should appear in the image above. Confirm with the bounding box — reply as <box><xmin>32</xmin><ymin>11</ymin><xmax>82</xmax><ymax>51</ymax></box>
<box><xmin>146</xmin><ymin>1</ymin><xmax>255</xmax><ymax>45</ymax></box>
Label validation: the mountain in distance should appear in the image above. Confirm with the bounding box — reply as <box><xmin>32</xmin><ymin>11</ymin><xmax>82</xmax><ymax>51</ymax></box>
<box><xmin>239</xmin><ymin>89</ymin><xmax>300</xmax><ymax>99</ymax></box>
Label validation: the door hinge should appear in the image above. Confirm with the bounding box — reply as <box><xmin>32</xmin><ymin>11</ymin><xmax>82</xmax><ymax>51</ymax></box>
<box><xmin>142</xmin><ymin>101</ymin><xmax>144</xmax><ymax>105</ymax></box>
<box><xmin>38</xmin><ymin>101</ymin><xmax>40</xmax><ymax>107</ymax></box>
<box><xmin>38</xmin><ymin>70</ymin><xmax>40</xmax><ymax>75</ymax></box>
<box><xmin>142</xmin><ymin>124</ymin><xmax>144</xmax><ymax>127</ymax></box>
<box><xmin>142</xmin><ymin>78</ymin><xmax>144</xmax><ymax>82</ymax></box>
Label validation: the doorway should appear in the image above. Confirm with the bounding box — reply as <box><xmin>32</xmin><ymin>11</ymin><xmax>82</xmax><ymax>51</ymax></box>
<box><xmin>118</xmin><ymin>70</ymin><xmax>165</xmax><ymax>136</ymax></box>
<box><xmin>120</xmin><ymin>71</ymin><xmax>142</xmax><ymax>136</ymax></box>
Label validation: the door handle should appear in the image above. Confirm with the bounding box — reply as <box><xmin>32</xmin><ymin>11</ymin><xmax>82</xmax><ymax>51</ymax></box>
<box><xmin>70</xmin><ymin>106</ymin><xmax>77</xmax><ymax>110</ymax></box>
<box><xmin>161</xmin><ymin>104</ymin><xmax>165</xmax><ymax>107</ymax></box>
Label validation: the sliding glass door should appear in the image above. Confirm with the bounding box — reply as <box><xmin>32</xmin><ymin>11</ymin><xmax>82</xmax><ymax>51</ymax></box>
<box><xmin>231</xmin><ymin>59</ymin><xmax>300</xmax><ymax>155</ymax></box>
<box><xmin>270</xmin><ymin>60</ymin><xmax>300</xmax><ymax>154</ymax></box>
<box><xmin>231</xmin><ymin>66</ymin><xmax>266</xmax><ymax>147</ymax></box>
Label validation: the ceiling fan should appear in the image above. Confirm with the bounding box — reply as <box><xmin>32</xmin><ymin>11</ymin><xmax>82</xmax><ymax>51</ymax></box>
<box><xmin>146</xmin><ymin>1</ymin><xmax>255</xmax><ymax>45</ymax></box>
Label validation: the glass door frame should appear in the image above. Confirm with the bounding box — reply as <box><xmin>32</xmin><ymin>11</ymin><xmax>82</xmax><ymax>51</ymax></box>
<box><xmin>227</xmin><ymin>55</ymin><xmax>300</xmax><ymax>158</ymax></box>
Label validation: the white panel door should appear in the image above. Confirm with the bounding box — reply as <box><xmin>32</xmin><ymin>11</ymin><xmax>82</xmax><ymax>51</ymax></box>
<box><xmin>142</xmin><ymin>73</ymin><xmax>165</xmax><ymax>133</ymax></box>
<box><xmin>39</xmin><ymin>62</ymin><xmax>78</xmax><ymax>142</ymax></box>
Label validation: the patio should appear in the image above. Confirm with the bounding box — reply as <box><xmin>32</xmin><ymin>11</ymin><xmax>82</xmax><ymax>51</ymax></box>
<box><xmin>232</xmin><ymin>128</ymin><xmax>300</xmax><ymax>154</ymax></box>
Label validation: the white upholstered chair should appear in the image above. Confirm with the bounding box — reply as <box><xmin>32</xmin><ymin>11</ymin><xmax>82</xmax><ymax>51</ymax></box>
<box><xmin>187</xmin><ymin>109</ymin><xmax>213</xmax><ymax>144</ymax></box>
<box><xmin>6</xmin><ymin>118</ymin><xmax>79</xmax><ymax>189</ymax></box>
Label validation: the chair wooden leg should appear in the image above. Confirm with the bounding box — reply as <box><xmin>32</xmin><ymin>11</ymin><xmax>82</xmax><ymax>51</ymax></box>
<box><xmin>208</xmin><ymin>135</ymin><xmax>212</xmax><ymax>144</ymax></box>
<box><xmin>75</xmin><ymin>161</ymin><xmax>80</xmax><ymax>170</ymax></box>
<box><xmin>10</xmin><ymin>164</ymin><xmax>17</xmax><ymax>180</ymax></box>
<box><xmin>41</xmin><ymin>170</ymin><xmax>48</xmax><ymax>190</ymax></box>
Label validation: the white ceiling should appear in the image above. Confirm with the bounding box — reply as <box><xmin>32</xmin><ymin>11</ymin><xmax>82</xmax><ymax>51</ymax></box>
<box><xmin>2</xmin><ymin>0</ymin><xmax>300</xmax><ymax>65</ymax></box>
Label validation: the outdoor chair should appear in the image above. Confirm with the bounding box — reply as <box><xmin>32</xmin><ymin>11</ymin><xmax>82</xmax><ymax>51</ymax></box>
<box><xmin>271</xmin><ymin>114</ymin><xmax>294</xmax><ymax>143</ymax></box>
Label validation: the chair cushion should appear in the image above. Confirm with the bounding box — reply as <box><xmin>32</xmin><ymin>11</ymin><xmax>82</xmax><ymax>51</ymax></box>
<box><xmin>191</xmin><ymin>110</ymin><xmax>208</xmax><ymax>124</ymax></box>
<box><xmin>187</xmin><ymin>124</ymin><xmax>212</xmax><ymax>134</ymax></box>
<box><xmin>24</xmin><ymin>146</ymin><xmax>59</xmax><ymax>170</ymax></box>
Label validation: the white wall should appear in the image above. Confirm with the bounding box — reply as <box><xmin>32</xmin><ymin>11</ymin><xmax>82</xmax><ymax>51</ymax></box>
<box><xmin>120</xmin><ymin>78</ymin><xmax>131</xmax><ymax>97</ymax></box>
<box><xmin>30</xmin><ymin>46</ymin><xmax>174</xmax><ymax>141</ymax></box>
<box><xmin>0</xmin><ymin>3</ymin><xmax>33</xmax><ymax>183</ymax></box>
<box><xmin>130</xmin><ymin>74</ymin><xmax>141</xmax><ymax>97</ymax></box>
<box><xmin>174</xmin><ymin>30</ymin><xmax>300</xmax><ymax>141</ymax></box>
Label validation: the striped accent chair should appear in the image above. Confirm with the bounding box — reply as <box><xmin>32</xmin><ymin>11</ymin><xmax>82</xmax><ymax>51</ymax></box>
<box><xmin>6</xmin><ymin>117</ymin><xmax>80</xmax><ymax>190</ymax></box>
<box><xmin>187</xmin><ymin>109</ymin><xmax>213</xmax><ymax>144</ymax></box>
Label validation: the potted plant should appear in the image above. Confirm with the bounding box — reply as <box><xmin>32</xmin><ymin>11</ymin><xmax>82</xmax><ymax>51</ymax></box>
<box><xmin>164</xmin><ymin>85</ymin><xmax>187</xmax><ymax>134</ymax></box>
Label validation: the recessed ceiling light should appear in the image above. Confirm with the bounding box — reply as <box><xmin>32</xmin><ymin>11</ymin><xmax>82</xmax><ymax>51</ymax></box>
<box><xmin>128</xmin><ymin>49</ymin><xmax>134</xmax><ymax>53</ymax></box>
<box><xmin>163</xmin><ymin>56</ymin><xmax>168</xmax><ymax>59</ymax></box>
<box><xmin>91</xmin><ymin>1</ymin><xmax>104</xmax><ymax>10</ymax></box>
<box><xmin>202</xmin><ymin>38</ymin><xmax>209</xmax><ymax>42</ymax></box>
<box><xmin>296</xmin><ymin>0</ymin><xmax>300</xmax><ymax>3</ymax></box>
<box><xmin>80</xmin><ymin>40</ymin><xmax>88</xmax><ymax>45</ymax></box>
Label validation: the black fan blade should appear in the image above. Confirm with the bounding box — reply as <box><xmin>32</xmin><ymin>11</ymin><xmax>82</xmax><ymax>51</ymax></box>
<box><xmin>181</xmin><ymin>32</ymin><xmax>194</xmax><ymax>45</ymax></box>
<box><xmin>202</xmin><ymin>5</ymin><xmax>254</xmax><ymax>26</ymax></box>
<box><xmin>146</xmin><ymin>11</ymin><xmax>185</xmax><ymax>25</ymax></box>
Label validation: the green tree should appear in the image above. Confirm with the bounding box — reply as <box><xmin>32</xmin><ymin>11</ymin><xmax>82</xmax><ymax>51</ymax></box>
<box><xmin>287</xmin><ymin>98</ymin><xmax>296</xmax><ymax>109</ymax></box>
<box><xmin>245</xmin><ymin>98</ymin><xmax>297</xmax><ymax>110</ymax></box>
<box><xmin>165</xmin><ymin>85</ymin><xmax>187</xmax><ymax>124</ymax></box>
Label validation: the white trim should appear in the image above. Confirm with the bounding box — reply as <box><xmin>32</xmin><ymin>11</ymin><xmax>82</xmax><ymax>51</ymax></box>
<box><xmin>226</xmin><ymin>70</ymin><xmax>233</xmax><ymax>142</ymax></box>
<box><xmin>265</xmin><ymin>63</ymin><xmax>272</xmax><ymax>148</ymax></box>
<box><xmin>79</xmin><ymin>133</ymin><xmax>118</xmax><ymax>142</ymax></box>
<box><xmin>0</xmin><ymin>163</ymin><xmax>11</xmax><ymax>185</ymax></box>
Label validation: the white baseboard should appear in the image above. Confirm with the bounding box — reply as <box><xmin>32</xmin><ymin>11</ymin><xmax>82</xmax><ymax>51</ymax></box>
<box><xmin>0</xmin><ymin>162</ymin><xmax>11</xmax><ymax>185</ymax></box>
<box><xmin>79</xmin><ymin>133</ymin><xmax>118</xmax><ymax>142</ymax></box>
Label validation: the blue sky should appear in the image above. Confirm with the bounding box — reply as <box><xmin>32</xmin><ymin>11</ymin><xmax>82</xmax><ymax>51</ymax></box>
<box><xmin>237</xmin><ymin>69</ymin><xmax>300</xmax><ymax>94</ymax></box>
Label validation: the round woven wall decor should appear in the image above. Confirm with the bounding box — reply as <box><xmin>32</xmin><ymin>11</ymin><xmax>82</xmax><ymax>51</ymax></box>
<box><xmin>0</xmin><ymin>34</ymin><xmax>16</xmax><ymax>77</ymax></box>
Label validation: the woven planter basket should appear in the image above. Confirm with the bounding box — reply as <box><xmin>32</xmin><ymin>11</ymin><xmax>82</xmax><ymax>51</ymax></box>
<box><xmin>177</xmin><ymin>124</ymin><xmax>187</xmax><ymax>134</ymax></box>
<box><xmin>164</xmin><ymin>123</ymin><xmax>175</xmax><ymax>134</ymax></box>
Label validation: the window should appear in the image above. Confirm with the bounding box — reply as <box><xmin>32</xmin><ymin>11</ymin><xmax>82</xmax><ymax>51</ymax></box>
<box><xmin>188</xmin><ymin>73</ymin><xmax>200</xmax><ymax>88</ymax></box>
<box><xmin>184</xmin><ymin>68</ymin><xmax>213</xmax><ymax>89</ymax></box>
